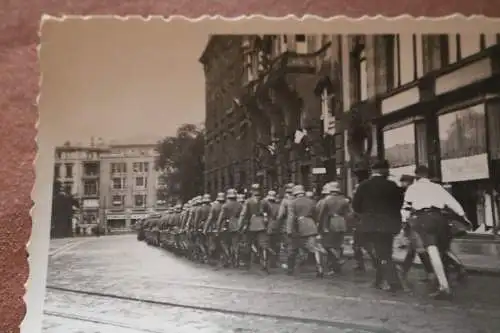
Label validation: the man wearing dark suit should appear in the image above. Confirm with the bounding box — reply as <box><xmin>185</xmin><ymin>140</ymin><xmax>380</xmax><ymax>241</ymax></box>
<box><xmin>352</xmin><ymin>159</ymin><xmax>404</xmax><ymax>292</ymax></box>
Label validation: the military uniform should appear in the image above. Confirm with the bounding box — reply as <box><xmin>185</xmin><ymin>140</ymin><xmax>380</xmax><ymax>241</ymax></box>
<box><xmin>196</xmin><ymin>195</ymin><xmax>212</xmax><ymax>261</ymax></box>
<box><xmin>204</xmin><ymin>193</ymin><xmax>225</xmax><ymax>263</ymax></box>
<box><xmin>217</xmin><ymin>189</ymin><xmax>243</xmax><ymax>267</ymax></box>
<box><xmin>317</xmin><ymin>182</ymin><xmax>350</xmax><ymax>273</ymax></box>
<box><xmin>277</xmin><ymin>183</ymin><xmax>295</xmax><ymax>268</ymax></box>
<box><xmin>287</xmin><ymin>185</ymin><xmax>324</xmax><ymax>277</ymax></box>
<box><xmin>263</xmin><ymin>191</ymin><xmax>282</xmax><ymax>268</ymax></box>
<box><xmin>239</xmin><ymin>184</ymin><xmax>271</xmax><ymax>270</ymax></box>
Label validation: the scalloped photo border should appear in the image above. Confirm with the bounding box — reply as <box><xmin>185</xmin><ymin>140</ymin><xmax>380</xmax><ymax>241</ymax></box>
<box><xmin>27</xmin><ymin>14</ymin><xmax>500</xmax><ymax>333</ymax></box>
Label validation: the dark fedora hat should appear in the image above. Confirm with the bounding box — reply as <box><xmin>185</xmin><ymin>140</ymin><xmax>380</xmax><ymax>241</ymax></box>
<box><xmin>371</xmin><ymin>159</ymin><xmax>390</xmax><ymax>171</ymax></box>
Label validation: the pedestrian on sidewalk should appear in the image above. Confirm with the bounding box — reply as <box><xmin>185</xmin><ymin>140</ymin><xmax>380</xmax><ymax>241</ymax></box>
<box><xmin>402</xmin><ymin>165</ymin><xmax>471</xmax><ymax>299</ymax></box>
<box><xmin>352</xmin><ymin>159</ymin><xmax>404</xmax><ymax>293</ymax></box>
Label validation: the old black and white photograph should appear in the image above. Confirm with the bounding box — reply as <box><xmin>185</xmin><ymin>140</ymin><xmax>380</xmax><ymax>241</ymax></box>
<box><xmin>33</xmin><ymin>17</ymin><xmax>500</xmax><ymax>333</ymax></box>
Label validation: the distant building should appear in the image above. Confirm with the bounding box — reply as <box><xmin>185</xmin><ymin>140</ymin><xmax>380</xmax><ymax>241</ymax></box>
<box><xmin>53</xmin><ymin>140</ymin><xmax>163</xmax><ymax>234</ymax></box>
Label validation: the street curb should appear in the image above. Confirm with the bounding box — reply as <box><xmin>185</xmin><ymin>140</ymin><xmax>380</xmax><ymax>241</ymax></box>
<box><xmin>341</xmin><ymin>252</ymin><xmax>500</xmax><ymax>277</ymax></box>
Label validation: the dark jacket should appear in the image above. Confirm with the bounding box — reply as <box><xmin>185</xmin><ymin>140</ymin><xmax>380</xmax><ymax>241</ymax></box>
<box><xmin>352</xmin><ymin>175</ymin><xmax>404</xmax><ymax>234</ymax></box>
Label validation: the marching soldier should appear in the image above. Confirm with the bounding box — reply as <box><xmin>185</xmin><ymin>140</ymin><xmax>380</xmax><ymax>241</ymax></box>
<box><xmin>263</xmin><ymin>190</ymin><xmax>282</xmax><ymax>268</ymax></box>
<box><xmin>287</xmin><ymin>184</ymin><xmax>324</xmax><ymax>277</ymax></box>
<box><xmin>216</xmin><ymin>189</ymin><xmax>243</xmax><ymax>267</ymax></box>
<box><xmin>277</xmin><ymin>183</ymin><xmax>295</xmax><ymax>269</ymax></box>
<box><xmin>317</xmin><ymin>182</ymin><xmax>350</xmax><ymax>275</ymax></box>
<box><xmin>237</xmin><ymin>194</ymin><xmax>246</xmax><ymax>204</ymax></box>
<box><xmin>204</xmin><ymin>192</ymin><xmax>225</xmax><ymax>265</ymax></box>
<box><xmin>238</xmin><ymin>183</ymin><xmax>270</xmax><ymax>272</ymax></box>
<box><xmin>195</xmin><ymin>194</ymin><xmax>212</xmax><ymax>262</ymax></box>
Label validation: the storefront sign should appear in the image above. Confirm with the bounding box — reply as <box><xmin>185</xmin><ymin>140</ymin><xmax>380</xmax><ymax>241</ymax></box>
<box><xmin>312</xmin><ymin>167</ymin><xmax>326</xmax><ymax>175</ymax></box>
<box><xmin>107</xmin><ymin>215</ymin><xmax>125</xmax><ymax>220</ymax></box>
<box><xmin>131</xmin><ymin>214</ymin><xmax>147</xmax><ymax>219</ymax></box>
<box><xmin>82</xmin><ymin>199</ymin><xmax>99</xmax><ymax>208</ymax></box>
<box><xmin>441</xmin><ymin>153</ymin><xmax>489</xmax><ymax>182</ymax></box>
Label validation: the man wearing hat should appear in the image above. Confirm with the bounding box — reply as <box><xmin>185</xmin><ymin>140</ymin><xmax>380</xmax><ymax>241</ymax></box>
<box><xmin>317</xmin><ymin>181</ymin><xmax>350</xmax><ymax>275</ymax></box>
<box><xmin>352</xmin><ymin>159</ymin><xmax>404</xmax><ymax>292</ymax></box>
<box><xmin>216</xmin><ymin>189</ymin><xmax>243</xmax><ymax>268</ymax></box>
<box><xmin>263</xmin><ymin>190</ymin><xmax>282</xmax><ymax>268</ymax></box>
<box><xmin>287</xmin><ymin>184</ymin><xmax>325</xmax><ymax>277</ymax></box>
<box><xmin>204</xmin><ymin>192</ymin><xmax>225</xmax><ymax>265</ymax></box>
<box><xmin>238</xmin><ymin>183</ymin><xmax>270</xmax><ymax>271</ymax></box>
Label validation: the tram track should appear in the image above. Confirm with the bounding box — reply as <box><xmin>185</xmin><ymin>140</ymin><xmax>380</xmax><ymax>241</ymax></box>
<box><xmin>44</xmin><ymin>310</ymin><xmax>164</xmax><ymax>333</ymax></box>
<box><xmin>45</xmin><ymin>278</ymin><xmax>499</xmax><ymax>316</ymax></box>
<box><xmin>45</xmin><ymin>285</ymin><xmax>392</xmax><ymax>333</ymax></box>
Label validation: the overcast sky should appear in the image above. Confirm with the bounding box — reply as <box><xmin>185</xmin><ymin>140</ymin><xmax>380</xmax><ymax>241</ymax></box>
<box><xmin>39</xmin><ymin>18</ymin><xmax>209</xmax><ymax>146</ymax></box>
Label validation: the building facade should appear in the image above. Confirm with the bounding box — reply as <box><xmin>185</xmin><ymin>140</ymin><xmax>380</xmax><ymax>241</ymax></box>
<box><xmin>53</xmin><ymin>141</ymin><xmax>163</xmax><ymax>233</ymax></box>
<box><xmin>201</xmin><ymin>33</ymin><xmax>500</xmax><ymax>235</ymax></box>
<box><xmin>340</xmin><ymin>33</ymin><xmax>500</xmax><ymax>235</ymax></box>
<box><xmin>200</xmin><ymin>34</ymin><xmax>342</xmax><ymax>196</ymax></box>
<box><xmin>200</xmin><ymin>35</ymin><xmax>249</xmax><ymax>196</ymax></box>
<box><xmin>100</xmin><ymin>144</ymin><xmax>161</xmax><ymax>230</ymax></box>
<box><xmin>54</xmin><ymin>142</ymin><xmax>108</xmax><ymax>233</ymax></box>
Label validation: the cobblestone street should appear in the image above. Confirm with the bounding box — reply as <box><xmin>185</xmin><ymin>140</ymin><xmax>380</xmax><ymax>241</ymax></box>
<box><xmin>43</xmin><ymin>235</ymin><xmax>500</xmax><ymax>333</ymax></box>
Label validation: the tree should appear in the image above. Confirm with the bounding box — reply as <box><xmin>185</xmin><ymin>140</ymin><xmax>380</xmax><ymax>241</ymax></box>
<box><xmin>156</xmin><ymin>124</ymin><xmax>205</xmax><ymax>204</ymax></box>
<box><xmin>51</xmin><ymin>179</ymin><xmax>79</xmax><ymax>238</ymax></box>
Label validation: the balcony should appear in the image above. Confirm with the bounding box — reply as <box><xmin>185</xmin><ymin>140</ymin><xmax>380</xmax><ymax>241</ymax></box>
<box><xmin>82</xmin><ymin>172</ymin><xmax>100</xmax><ymax>179</ymax></box>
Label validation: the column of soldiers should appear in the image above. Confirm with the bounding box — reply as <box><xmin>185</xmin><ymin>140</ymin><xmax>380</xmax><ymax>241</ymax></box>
<box><xmin>144</xmin><ymin>181</ymin><xmax>352</xmax><ymax>277</ymax></box>
<box><xmin>139</xmin><ymin>159</ymin><xmax>471</xmax><ymax>300</ymax></box>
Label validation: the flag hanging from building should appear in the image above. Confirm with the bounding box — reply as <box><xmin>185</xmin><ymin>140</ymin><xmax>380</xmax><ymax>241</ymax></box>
<box><xmin>294</xmin><ymin>129</ymin><xmax>307</xmax><ymax>144</ymax></box>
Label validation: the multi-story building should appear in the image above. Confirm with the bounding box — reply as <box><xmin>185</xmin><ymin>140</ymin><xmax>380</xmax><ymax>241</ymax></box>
<box><xmin>200</xmin><ymin>35</ymin><xmax>249</xmax><ymax>196</ymax></box>
<box><xmin>54</xmin><ymin>141</ymin><xmax>108</xmax><ymax>231</ymax></box>
<box><xmin>53</xmin><ymin>141</ymin><xmax>163</xmax><ymax>233</ymax></box>
<box><xmin>201</xmin><ymin>34</ymin><xmax>341</xmax><ymax>195</ymax></box>
<box><xmin>100</xmin><ymin>143</ymin><xmax>161</xmax><ymax>230</ymax></box>
<box><xmin>201</xmin><ymin>33</ymin><xmax>500</xmax><ymax>235</ymax></box>
<box><xmin>339</xmin><ymin>33</ymin><xmax>500</xmax><ymax>235</ymax></box>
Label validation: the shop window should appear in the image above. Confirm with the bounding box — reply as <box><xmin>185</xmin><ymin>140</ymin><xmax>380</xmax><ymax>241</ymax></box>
<box><xmin>487</xmin><ymin>100</ymin><xmax>500</xmax><ymax>160</ymax></box>
<box><xmin>438</xmin><ymin>104</ymin><xmax>487</xmax><ymax>160</ymax></box>
<box><xmin>438</xmin><ymin>104</ymin><xmax>488</xmax><ymax>182</ymax></box>
<box><xmin>383</xmin><ymin>123</ymin><xmax>416</xmax><ymax>181</ymax></box>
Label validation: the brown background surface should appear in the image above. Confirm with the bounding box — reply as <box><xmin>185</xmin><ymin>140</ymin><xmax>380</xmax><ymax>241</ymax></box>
<box><xmin>1</xmin><ymin>1</ymin><xmax>499</xmax><ymax>332</ymax></box>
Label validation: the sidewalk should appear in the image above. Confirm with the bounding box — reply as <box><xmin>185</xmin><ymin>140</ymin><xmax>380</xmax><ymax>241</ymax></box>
<box><xmin>342</xmin><ymin>236</ymin><xmax>500</xmax><ymax>275</ymax></box>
